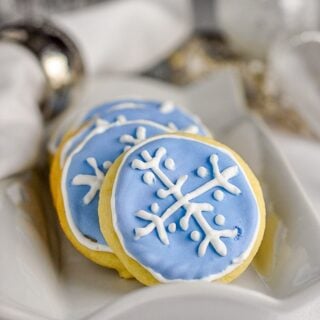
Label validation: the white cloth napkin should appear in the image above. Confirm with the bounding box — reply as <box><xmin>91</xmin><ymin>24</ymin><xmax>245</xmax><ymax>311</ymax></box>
<box><xmin>0</xmin><ymin>42</ymin><xmax>44</xmax><ymax>179</ymax></box>
<box><xmin>52</xmin><ymin>0</ymin><xmax>192</xmax><ymax>74</ymax></box>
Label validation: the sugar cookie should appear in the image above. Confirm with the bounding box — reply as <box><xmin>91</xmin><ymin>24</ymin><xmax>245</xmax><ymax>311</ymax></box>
<box><xmin>99</xmin><ymin>133</ymin><xmax>265</xmax><ymax>285</ymax></box>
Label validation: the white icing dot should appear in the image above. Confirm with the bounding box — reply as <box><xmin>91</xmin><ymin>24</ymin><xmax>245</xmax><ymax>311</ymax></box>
<box><xmin>143</xmin><ymin>172</ymin><xmax>155</xmax><ymax>185</ymax></box>
<box><xmin>168</xmin><ymin>223</ymin><xmax>176</xmax><ymax>233</ymax></box>
<box><xmin>103</xmin><ymin>160</ymin><xmax>112</xmax><ymax>170</ymax></box>
<box><xmin>190</xmin><ymin>230</ymin><xmax>201</xmax><ymax>242</ymax></box>
<box><xmin>157</xmin><ymin>188</ymin><xmax>167</xmax><ymax>199</ymax></box>
<box><xmin>164</xmin><ymin>158</ymin><xmax>175</xmax><ymax>171</ymax></box>
<box><xmin>159</xmin><ymin>101</ymin><xmax>175</xmax><ymax>114</ymax></box>
<box><xmin>214</xmin><ymin>214</ymin><xmax>225</xmax><ymax>226</ymax></box>
<box><xmin>197</xmin><ymin>166</ymin><xmax>208</xmax><ymax>178</ymax></box>
<box><xmin>213</xmin><ymin>189</ymin><xmax>224</xmax><ymax>201</ymax></box>
<box><xmin>116</xmin><ymin>115</ymin><xmax>127</xmax><ymax>123</ymax></box>
<box><xmin>151</xmin><ymin>202</ymin><xmax>159</xmax><ymax>213</ymax></box>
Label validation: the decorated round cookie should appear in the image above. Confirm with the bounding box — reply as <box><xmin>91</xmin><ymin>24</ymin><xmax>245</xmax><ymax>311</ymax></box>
<box><xmin>99</xmin><ymin>133</ymin><xmax>265</xmax><ymax>285</ymax></box>
<box><xmin>54</xmin><ymin>120</ymin><xmax>170</xmax><ymax>275</ymax></box>
<box><xmin>48</xmin><ymin>99</ymin><xmax>210</xmax><ymax>154</ymax></box>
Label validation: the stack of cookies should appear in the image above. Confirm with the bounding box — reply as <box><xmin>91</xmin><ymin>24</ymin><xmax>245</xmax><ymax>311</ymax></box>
<box><xmin>50</xmin><ymin>99</ymin><xmax>265</xmax><ymax>285</ymax></box>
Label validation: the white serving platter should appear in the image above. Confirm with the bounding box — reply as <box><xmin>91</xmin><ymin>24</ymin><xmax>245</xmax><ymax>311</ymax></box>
<box><xmin>1</xmin><ymin>69</ymin><xmax>320</xmax><ymax>320</ymax></box>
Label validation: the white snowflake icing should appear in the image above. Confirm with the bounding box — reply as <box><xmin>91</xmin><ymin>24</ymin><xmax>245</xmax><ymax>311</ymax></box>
<box><xmin>167</xmin><ymin>122</ymin><xmax>199</xmax><ymax>134</ymax></box>
<box><xmin>131</xmin><ymin>148</ymin><xmax>241</xmax><ymax>257</ymax></box>
<box><xmin>93</xmin><ymin>114</ymin><xmax>127</xmax><ymax>128</ymax></box>
<box><xmin>72</xmin><ymin>157</ymin><xmax>112</xmax><ymax>205</ymax></box>
<box><xmin>120</xmin><ymin>126</ymin><xmax>147</xmax><ymax>151</ymax></box>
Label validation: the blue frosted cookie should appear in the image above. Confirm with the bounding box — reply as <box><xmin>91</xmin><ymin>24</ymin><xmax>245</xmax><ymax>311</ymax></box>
<box><xmin>53</xmin><ymin>120</ymin><xmax>170</xmax><ymax>273</ymax></box>
<box><xmin>49</xmin><ymin>99</ymin><xmax>210</xmax><ymax>155</ymax></box>
<box><xmin>98</xmin><ymin>133</ymin><xmax>265</xmax><ymax>285</ymax></box>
